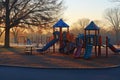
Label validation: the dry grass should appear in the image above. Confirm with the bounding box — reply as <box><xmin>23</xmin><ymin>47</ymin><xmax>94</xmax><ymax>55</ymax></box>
<box><xmin>0</xmin><ymin>45</ymin><xmax>119</xmax><ymax>68</ymax></box>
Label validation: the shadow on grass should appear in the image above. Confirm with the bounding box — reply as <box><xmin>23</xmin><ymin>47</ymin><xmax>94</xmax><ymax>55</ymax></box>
<box><xmin>0</xmin><ymin>45</ymin><xmax>24</xmax><ymax>54</ymax></box>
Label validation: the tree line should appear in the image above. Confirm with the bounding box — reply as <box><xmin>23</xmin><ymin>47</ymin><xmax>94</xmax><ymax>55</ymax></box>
<box><xmin>70</xmin><ymin>0</ymin><xmax>120</xmax><ymax>44</ymax></box>
<box><xmin>0</xmin><ymin>0</ymin><xmax>120</xmax><ymax>47</ymax></box>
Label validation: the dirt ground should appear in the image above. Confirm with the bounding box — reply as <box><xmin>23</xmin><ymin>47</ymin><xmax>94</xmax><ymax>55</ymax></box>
<box><xmin>0</xmin><ymin>46</ymin><xmax>120</xmax><ymax>69</ymax></box>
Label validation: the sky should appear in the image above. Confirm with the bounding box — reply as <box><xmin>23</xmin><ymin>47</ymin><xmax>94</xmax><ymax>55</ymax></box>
<box><xmin>63</xmin><ymin>0</ymin><xmax>115</xmax><ymax>25</ymax></box>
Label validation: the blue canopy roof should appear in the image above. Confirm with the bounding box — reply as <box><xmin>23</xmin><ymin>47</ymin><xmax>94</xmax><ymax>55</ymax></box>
<box><xmin>53</xmin><ymin>19</ymin><xmax>69</xmax><ymax>28</ymax></box>
<box><xmin>85</xmin><ymin>21</ymin><xmax>100</xmax><ymax>30</ymax></box>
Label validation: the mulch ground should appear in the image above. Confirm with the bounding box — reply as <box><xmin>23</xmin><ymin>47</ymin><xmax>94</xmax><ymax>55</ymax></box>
<box><xmin>0</xmin><ymin>47</ymin><xmax>120</xmax><ymax>69</ymax></box>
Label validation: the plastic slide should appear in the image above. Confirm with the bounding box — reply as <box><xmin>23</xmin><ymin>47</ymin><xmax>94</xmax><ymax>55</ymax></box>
<box><xmin>108</xmin><ymin>43</ymin><xmax>120</xmax><ymax>53</ymax></box>
<box><xmin>67</xmin><ymin>42</ymin><xmax>76</xmax><ymax>54</ymax></box>
<box><xmin>84</xmin><ymin>44</ymin><xmax>93</xmax><ymax>59</ymax></box>
<box><xmin>59</xmin><ymin>41</ymin><xmax>75</xmax><ymax>54</ymax></box>
<box><xmin>37</xmin><ymin>38</ymin><xmax>58</xmax><ymax>52</ymax></box>
<box><xmin>73</xmin><ymin>44</ymin><xmax>83</xmax><ymax>58</ymax></box>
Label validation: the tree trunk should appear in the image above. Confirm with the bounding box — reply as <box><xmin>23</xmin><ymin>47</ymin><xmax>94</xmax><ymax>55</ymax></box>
<box><xmin>4</xmin><ymin>27</ymin><xmax>10</xmax><ymax>47</ymax></box>
<box><xmin>4</xmin><ymin>0</ymin><xmax>10</xmax><ymax>48</ymax></box>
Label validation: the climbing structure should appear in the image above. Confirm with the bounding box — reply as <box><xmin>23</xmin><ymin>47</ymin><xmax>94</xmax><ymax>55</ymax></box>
<box><xmin>84</xmin><ymin>21</ymin><xmax>100</xmax><ymax>58</ymax></box>
<box><xmin>53</xmin><ymin>19</ymin><xmax>69</xmax><ymax>53</ymax></box>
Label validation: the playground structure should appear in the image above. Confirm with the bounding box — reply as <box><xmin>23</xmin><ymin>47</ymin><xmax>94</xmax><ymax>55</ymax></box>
<box><xmin>74</xmin><ymin>21</ymin><xmax>120</xmax><ymax>59</ymax></box>
<box><xmin>84</xmin><ymin>21</ymin><xmax>101</xmax><ymax>59</ymax></box>
<box><xmin>53</xmin><ymin>19</ymin><xmax>70</xmax><ymax>53</ymax></box>
<box><xmin>36</xmin><ymin>19</ymin><xmax>75</xmax><ymax>54</ymax></box>
<box><xmin>73</xmin><ymin>21</ymin><xmax>102</xmax><ymax>59</ymax></box>
<box><xmin>35</xmin><ymin>19</ymin><xmax>120</xmax><ymax>59</ymax></box>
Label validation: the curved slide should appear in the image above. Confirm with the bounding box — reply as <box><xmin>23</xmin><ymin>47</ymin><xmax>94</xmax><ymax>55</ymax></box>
<box><xmin>73</xmin><ymin>44</ymin><xmax>83</xmax><ymax>58</ymax></box>
<box><xmin>59</xmin><ymin>42</ymin><xmax>75</xmax><ymax>54</ymax></box>
<box><xmin>84</xmin><ymin>44</ymin><xmax>93</xmax><ymax>59</ymax></box>
<box><xmin>37</xmin><ymin>38</ymin><xmax>58</xmax><ymax>52</ymax></box>
<box><xmin>108</xmin><ymin>43</ymin><xmax>120</xmax><ymax>53</ymax></box>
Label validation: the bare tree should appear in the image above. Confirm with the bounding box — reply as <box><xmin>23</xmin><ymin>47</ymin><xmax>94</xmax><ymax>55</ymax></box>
<box><xmin>78</xmin><ymin>18</ymin><xmax>90</xmax><ymax>33</ymax></box>
<box><xmin>104</xmin><ymin>7</ymin><xmax>120</xmax><ymax>43</ymax></box>
<box><xmin>70</xmin><ymin>18</ymin><xmax>90</xmax><ymax>35</ymax></box>
<box><xmin>70</xmin><ymin>26</ymin><xmax>81</xmax><ymax>36</ymax></box>
<box><xmin>0</xmin><ymin>0</ymin><xmax>64</xmax><ymax>47</ymax></box>
<box><xmin>11</xmin><ymin>27</ymin><xmax>27</xmax><ymax>43</ymax></box>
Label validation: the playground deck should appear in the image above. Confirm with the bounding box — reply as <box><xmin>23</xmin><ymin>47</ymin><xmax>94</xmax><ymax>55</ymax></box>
<box><xmin>0</xmin><ymin>47</ymin><xmax>120</xmax><ymax>69</ymax></box>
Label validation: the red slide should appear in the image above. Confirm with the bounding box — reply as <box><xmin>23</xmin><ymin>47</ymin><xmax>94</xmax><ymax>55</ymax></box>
<box><xmin>108</xmin><ymin>43</ymin><xmax>120</xmax><ymax>53</ymax></box>
<box><xmin>73</xmin><ymin>43</ymin><xmax>83</xmax><ymax>58</ymax></box>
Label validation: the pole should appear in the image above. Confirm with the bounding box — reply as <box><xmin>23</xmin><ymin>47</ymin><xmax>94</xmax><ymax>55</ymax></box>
<box><xmin>95</xmin><ymin>30</ymin><xmax>97</xmax><ymax>57</ymax></box>
<box><xmin>67</xmin><ymin>27</ymin><xmax>69</xmax><ymax>40</ymax></box>
<box><xmin>59</xmin><ymin>27</ymin><xmax>62</xmax><ymax>48</ymax></box>
<box><xmin>88</xmin><ymin>30</ymin><xmax>90</xmax><ymax>44</ymax></box>
<box><xmin>106</xmin><ymin>36</ymin><xmax>108</xmax><ymax>57</ymax></box>
<box><xmin>98</xmin><ymin>35</ymin><xmax>102</xmax><ymax>56</ymax></box>
<box><xmin>67</xmin><ymin>27</ymin><xmax>69</xmax><ymax>33</ymax></box>
<box><xmin>84</xmin><ymin>30</ymin><xmax>86</xmax><ymax>48</ymax></box>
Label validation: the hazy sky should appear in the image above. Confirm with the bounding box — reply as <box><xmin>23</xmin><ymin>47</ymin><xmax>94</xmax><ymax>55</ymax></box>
<box><xmin>63</xmin><ymin>0</ymin><xmax>115</xmax><ymax>25</ymax></box>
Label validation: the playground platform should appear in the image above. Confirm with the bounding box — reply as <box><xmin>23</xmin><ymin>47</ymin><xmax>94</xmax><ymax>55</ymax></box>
<box><xmin>0</xmin><ymin>47</ymin><xmax>120</xmax><ymax>69</ymax></box>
